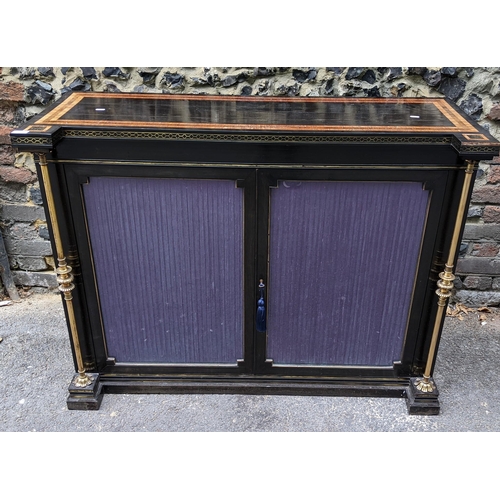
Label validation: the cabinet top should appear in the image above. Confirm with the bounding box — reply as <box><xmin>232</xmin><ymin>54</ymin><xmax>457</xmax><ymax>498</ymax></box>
<box><xmin>10</xmin><ymin>92</ymin><xmax>500</xmax><ymax>158</ymax></box>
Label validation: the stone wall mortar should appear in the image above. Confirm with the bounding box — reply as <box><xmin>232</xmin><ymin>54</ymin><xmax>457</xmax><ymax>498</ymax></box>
<box><xmin>0</xmin><ymin>66</ymin><xmax>500</xmax><ymax>303</ymax></box>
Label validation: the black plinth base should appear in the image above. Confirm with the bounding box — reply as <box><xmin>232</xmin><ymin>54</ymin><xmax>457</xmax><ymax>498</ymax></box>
<box><xmin>67</xmin><ymin>373</ymin><xmax>104</xmax><ymax>410</ymax></box>
<box><xmin>406</xmin><ymin>377</ymin><xmax>440</xmax><ymax>415</ymax></box>
<box><xmin>63</xmin><ymin>374</ymin><xmax>443</xmax><ymax>415</ymax></box>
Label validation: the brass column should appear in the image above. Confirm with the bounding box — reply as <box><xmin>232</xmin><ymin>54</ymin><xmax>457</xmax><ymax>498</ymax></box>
<box><xmin>38</xmin><ymin>153</ymin><xmax>93</xmax><ymax>388</ymax></box>
<box><xmin>415</xmin><ymin>159</ymin><xmax>477</xmax><ymax>393</ymax></box>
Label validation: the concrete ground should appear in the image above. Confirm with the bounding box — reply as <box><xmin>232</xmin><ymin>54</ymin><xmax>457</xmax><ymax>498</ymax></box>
<box><xmin>1</xmin><ymin>289</ymin><xmax>500</xmax><ymax>432</ymax></box>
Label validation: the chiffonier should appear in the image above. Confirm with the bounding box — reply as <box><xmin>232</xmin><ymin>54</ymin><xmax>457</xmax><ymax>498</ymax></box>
<box><xmin>11</xmin><ymin>92</ymin><xmax>500</xmax><ymax>414</ymax></box>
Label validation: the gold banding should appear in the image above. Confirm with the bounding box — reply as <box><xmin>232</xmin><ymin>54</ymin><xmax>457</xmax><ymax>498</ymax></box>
<box><xmin>415</xmin><ymin>160</ymin><xmax>477</xmax><ymax>393</ymax></box>
<box><xmin>463</xmin><ymin>134</ymin><xmax>489</xmax><ymax>141</ymax></box>
<box><xmin>38</xmin><ymin>153</ymin><xmax>93</xmax><ymax>388</ymax></box>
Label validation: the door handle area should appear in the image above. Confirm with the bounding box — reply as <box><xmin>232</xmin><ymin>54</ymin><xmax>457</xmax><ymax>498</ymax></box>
<box><xmin>256</xmin><ymin>279</ymin><xmax>266</xmax><ymax>332</ymax></box>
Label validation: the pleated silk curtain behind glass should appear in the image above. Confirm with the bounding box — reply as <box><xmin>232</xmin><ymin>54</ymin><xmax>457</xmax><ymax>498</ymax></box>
<box><xmin>83</xmin><ymin>176</ymin><xmax>244</xmax><ymax>364</ymax></box>
<box><xmin>267</xmin><ymin>180</ymin><xmax>429</xmax><ymax>366</ymax></box>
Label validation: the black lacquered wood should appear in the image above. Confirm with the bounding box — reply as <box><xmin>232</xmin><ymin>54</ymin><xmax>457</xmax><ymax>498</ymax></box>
<box><xmin>10</xmin><ymin>92</ymin><xmax>500</xmax><ymax>412</ymax></box>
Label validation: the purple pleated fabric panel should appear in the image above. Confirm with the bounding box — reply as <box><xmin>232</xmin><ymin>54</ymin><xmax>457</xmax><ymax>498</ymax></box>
<box><xmin>267</xmin><ymin>181</ymin><xmax>429</xmax><ymax>366</ymax></box>
<box><xmin>83</xmin><ymin>177</ymin><xmax>244</xmax><ymax>364</ymax></box>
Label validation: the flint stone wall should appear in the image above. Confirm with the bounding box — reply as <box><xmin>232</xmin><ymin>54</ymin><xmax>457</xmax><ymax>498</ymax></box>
<box><xmin>1</xmin><ymin>67</ymin><xmax>500</xmax><ymax>305</ymax></box>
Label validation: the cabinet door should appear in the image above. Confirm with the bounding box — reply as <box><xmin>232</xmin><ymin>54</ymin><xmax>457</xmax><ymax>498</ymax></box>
<box><xmin>255</xmin><ymin>169</ymin><xmax>445</xmax><ymax>376</ymax></box>
<box><xmin>66</xmin><ymin>165</ymin><xmax>256</xmax><ymax>374</ymax></box>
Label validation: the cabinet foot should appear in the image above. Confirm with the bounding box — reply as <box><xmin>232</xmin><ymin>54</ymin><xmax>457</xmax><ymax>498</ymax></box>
<box><xmin>406</xmin><ymin>377</ymin><xmax>440</xmax><ymax>415</ymax></box>
<box><xmin>67</xmin><ymin>373</ymin><xmax>103</xmax><ymax>410</ymax></box>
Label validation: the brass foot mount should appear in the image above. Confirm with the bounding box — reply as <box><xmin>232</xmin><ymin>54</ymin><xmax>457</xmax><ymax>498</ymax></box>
<box><xmin>414</xmin><ymin>376</ymin><xmax>436</xmax><ymax>393</ymax></box>
<box><xmin>72</xmin><ymin>372</ymin><xmax>94</xmax><ymax>387</ymax></box>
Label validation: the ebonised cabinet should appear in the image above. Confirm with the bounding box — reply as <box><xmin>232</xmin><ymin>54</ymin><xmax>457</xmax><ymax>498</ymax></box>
<box><xmin>11</xmin><ymin>92</ymin><xmax>500</xmax><ymax>414</ymax></box>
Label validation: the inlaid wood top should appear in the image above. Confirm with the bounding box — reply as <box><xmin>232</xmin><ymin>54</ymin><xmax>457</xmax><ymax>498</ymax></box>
<box><xmin>11</xmin><ymin>92</ymin><xmax>500</xmax><ymax>155</ymax></box>
<box><xmin>29</xmin><ymin>93</ymin><xmax>478</xmax><ymax>132</ymax></box>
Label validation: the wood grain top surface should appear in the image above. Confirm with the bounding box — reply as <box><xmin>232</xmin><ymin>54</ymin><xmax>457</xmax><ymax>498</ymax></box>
<box><xmin>31</xmin><ymin>92</ymin><xmax>480</xmax><ymax>134</ymax></box>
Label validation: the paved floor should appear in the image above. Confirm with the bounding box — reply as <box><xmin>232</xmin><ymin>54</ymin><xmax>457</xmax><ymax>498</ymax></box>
<box><xmin>1</xmin><ymin>290</ymin><xmax>500</xmax><ymax>432</ymax></box>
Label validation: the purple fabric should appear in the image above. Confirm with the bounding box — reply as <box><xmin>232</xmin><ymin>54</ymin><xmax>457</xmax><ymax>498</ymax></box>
<box><xmin>267</xmin><ymin>180</ymin><xmax>429</xmax><ymax>366</ymax></box>
<box><xmin>83</xmin><ymin>177</ymin><xmax>244</xmax><ymax>364</ymax></box>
